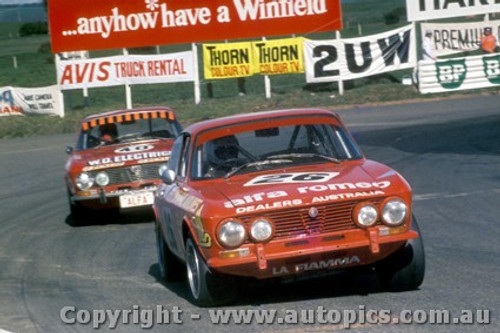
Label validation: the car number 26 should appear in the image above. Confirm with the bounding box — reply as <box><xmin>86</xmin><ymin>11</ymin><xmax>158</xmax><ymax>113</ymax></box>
<box><xmin>244</xmin><ymin>172</ymin><xmax>339</xmax><ymax>186</ymax></box>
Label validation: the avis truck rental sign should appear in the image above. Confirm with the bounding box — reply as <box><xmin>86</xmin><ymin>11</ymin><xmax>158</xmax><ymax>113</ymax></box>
<box><xmin>48</xmin><ymin>0</ymin><xmax>342</xmax><ymax>52</ymax></box>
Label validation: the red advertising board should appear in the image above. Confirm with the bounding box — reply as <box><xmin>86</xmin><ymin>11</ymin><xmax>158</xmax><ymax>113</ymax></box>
<box><xmin>48</xmin><ymin>0</ymin><xmax>342</xmax><ymax>53</ymax></box>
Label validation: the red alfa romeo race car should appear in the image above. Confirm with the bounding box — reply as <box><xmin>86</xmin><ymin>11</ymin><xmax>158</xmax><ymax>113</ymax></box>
<box><xmin>153</xmin><ymin>109</ymin><xmax>425</xmax><ymax>306</ymax></box>
<box><xmin>65</xmin><ymin>107</ymin><xmax>182</xmax><ymax>223</ymax></box>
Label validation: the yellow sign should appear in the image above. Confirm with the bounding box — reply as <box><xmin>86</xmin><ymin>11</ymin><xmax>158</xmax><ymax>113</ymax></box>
<box><xmin>252</xmin><ymin>38</ymin><xmax>305</xmax><ymax>75</ymax></box>
<box><xmin>203</xmin><ymin>42</ymin><xmax>253</xmax><ymax>80</ymax></box>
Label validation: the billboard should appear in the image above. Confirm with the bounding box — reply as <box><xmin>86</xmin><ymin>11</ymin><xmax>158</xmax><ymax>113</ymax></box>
<box><xmin>419</xmin><ymin>54</ymin><xmax>500</xmax><ymax>94</ymax></box>
<box><xmin>48</xmin><ymin>0</ymin><xmax>342</xmax><ymax>53</ymax></box>
<box><xmin>406</xmin><ymin>0</ymin><xmax>500</xmax><ymax>22</ymax></box>
<box><xmin>56</xmin><ymin>52</ymin><xmax>195</xmax><ymax>90</ymax></box>
<box><xmin>304</xmin><ymin>25</ymin><xmax>416</xmax><ymax>82</ymax></box>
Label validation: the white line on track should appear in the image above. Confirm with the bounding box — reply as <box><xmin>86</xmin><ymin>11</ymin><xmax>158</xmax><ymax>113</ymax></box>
<box><xmin>414</xmin><ymin>189</ymin><xmax>500</xmax><ymax>201</ymax></box>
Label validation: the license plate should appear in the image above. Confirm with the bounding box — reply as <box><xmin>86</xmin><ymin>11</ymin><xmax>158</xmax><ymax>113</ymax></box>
<box><xmin>119</xmin><ymin>191</ymin><xmax>154</xmax><ymax>208</ymax></box>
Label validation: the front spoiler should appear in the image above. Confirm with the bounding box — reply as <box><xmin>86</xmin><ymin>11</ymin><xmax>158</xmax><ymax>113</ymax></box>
<box><xmin>207</xmin><ymin>227</ymin><xmax>418</xmax><ymax>279</ymax></box>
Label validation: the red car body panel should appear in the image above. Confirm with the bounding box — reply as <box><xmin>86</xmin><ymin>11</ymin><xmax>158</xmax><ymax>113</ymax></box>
<box><xmin>154</xmin><ymin>109</ymin><xmax>418</xmax><ymax>279</ymax></box>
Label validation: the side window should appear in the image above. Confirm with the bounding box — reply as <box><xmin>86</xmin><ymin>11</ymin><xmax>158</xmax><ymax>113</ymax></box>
<box><xmin>179</xmin><ymin>136</ymin><xmax>191</xmax><ymax>179</ymax></box>
<box><xmin>167</xmin><ymin>135</ymin><xmax>184</xmax><ymax>174</ymax></box>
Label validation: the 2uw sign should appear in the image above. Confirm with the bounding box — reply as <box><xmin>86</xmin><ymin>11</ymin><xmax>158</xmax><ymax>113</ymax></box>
<box><xmin>48</xmin><ymin>0</ymin><xmax>342</xmax><ymax>53</ymax></box>
<box><xmin>305</xmin><ymin>25</ymin><xmax>415</xmax><ymax>82</ymax></box>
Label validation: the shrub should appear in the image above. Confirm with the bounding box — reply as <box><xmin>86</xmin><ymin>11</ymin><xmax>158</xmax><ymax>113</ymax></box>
<box><xmin>19</xmin><ymin>22</ymin><xmax>48</xmax><ymax>37</ymax></box>
<box><xmin>383</xmin><ymin>7</ymin><xmax>405</xmax><ymax>25</ymax></box>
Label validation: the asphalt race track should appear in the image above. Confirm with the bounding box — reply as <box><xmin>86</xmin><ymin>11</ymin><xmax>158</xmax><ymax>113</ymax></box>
<box><xmin>1</xmin><ymin>95</ymin><xmax>499</xmax><ymax>332</ymax></box>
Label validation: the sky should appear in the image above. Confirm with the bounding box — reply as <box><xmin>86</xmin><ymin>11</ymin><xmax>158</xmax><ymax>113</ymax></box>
<box><xmin>0</xmin><ymin>0</ymin><xmax>41</xmax><ymax>5</ymax></box>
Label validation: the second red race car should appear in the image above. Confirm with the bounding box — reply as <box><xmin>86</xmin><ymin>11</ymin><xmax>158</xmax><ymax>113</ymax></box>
<box><xmin>65</xmin><ymin>107</ymin><xmax>182</xmax><ymax>223</ymax></box>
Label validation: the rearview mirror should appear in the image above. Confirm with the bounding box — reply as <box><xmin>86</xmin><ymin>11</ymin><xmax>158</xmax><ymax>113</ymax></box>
<box><xmin>161</xmin><ymin>169</ymin><xmax>176</xmax><ymax>185</ymax></box>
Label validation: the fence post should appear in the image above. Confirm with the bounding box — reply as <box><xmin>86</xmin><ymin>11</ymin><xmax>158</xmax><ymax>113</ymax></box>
<box><xmin>192</xmin><ymin>43</ymin><xmax>201</xmax><ymax>105</ymax></box>
<box><xmin>263</xmin><ymin>37</ymin><xmax>271</xmax><ymax>99</ymax></box>
<box><xmin>336</xmin><ymin>31</ymin><xmax>344</xmax><ymax>96</ymax></box>
<box><xmin>13</xmin><ymin>56</ymin><xmax>17</xmax><ymax>69</ymax></box>
<box><xmin>122</xmin><ymin>48</ymin><xmax>133</xmax><ymax>109</ymax></box>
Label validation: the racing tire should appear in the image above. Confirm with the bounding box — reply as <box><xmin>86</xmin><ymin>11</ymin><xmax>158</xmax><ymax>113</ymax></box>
<box><xmin>185</xmin><ymin>237</ymin><xmax>237</xmax><ymax>307</ymax></box>
<box><xmin>155</xmin><ymin>223</ymin><xmax>184</xmax><ymax>282</ymax></box>
<box><xmin>68</xmin><ymin>191</ymin><xmax>89</xmax><ymax>226</ymax></box>
<box><xmin>376</xmin><ymin>215</ymin><xmax>425</xmax><ymax>291</ymax></box>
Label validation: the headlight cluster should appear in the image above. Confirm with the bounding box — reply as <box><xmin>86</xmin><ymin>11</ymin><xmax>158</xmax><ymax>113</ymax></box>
<box><xmin>217</xmin><ymin>218</ymin><xmax>274</xmax><ymax>248</ymax></box>
<box><xmin>75</xmin><ymin>172</ymin><xmax>94</xmax><ymax>190</ymax></box>
<box><xmin>95</xmin><ymin>172</ymin><xmax>110</xmax><ymax>186</ymax></box>
<box><xmin>353</xmin><ymin>198</ymin><xmax>408</xmax><ymax>228</ymax></box>
<box><xmin>75</xmin><ymin>171</ymin><xmax>110</xmax><ymax>190</ymax></box>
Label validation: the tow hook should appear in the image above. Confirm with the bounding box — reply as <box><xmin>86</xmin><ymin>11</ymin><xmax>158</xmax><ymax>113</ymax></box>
<box><xmin>99</xmin><ymin>188</ymin><xmax>107</xmax><ymax>204</ymax></box>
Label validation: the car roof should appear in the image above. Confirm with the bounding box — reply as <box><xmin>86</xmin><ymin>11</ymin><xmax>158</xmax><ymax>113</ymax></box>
<box><xmin>80</xmin><ymin>106</ymin><xmax>177</xmax><ymax>131</ymax></box>
<box><xmin>81</xmin><ymin>106</ymin><xmax>175</xmax><ymax>122</ymax></box>
<box><xmin>184</xmin><ymin>108</ymin><xmax>340</xmax><ymax>135</ymax></box>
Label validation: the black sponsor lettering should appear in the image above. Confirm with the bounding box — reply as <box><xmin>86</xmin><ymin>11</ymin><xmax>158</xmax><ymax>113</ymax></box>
<box><xmin>206</xmin><ymin>46</ymin><xmax>249</xmax><ymax>66</ymax></box>
<box><xmin>377</xmin><ymin>29</ymin><xmax>410</xmax><ymax>66</ymax></box>
<box><xmin>345</xmin><ymin>41</ymin><xmax>372</xmax><ymax>73</ymax></box>
<box><xmin>312</xmin><ymin>45</ymin><xmax>339</xmax><ymax>78</ymax></box>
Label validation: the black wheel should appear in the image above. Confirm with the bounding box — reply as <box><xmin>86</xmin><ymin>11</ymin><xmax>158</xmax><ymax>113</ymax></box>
<box><xmin>376</xmin><ymin>215</ymin><xmax>425</xmax><ymax>291</ymax></box>
<box><xmin>156</xmin><ymin>223</ymin><xmax>184</xmax><ymax>282</ymax></box>
<box><xmin>68</xmin><ymin>191</ymin><xmax>88</xmax><ymax>226</ymax></box>
<box><xmin>185</xmin><ymin>237</ymin><xmax>237</xmax><ymax>307</ymax></box>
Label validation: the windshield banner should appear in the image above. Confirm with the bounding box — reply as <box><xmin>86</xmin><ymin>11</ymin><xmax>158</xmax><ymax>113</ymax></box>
<box><xmin>418</xmin><ymin>53</ymin><xmax>500</xmax><ymax>94</ymax></box>
<box><xmin>304</xmin><ymin>24</ymin><xmax>416</xmax><ymax>83</ymax></box>
<box><xmin>0</xmin><ymin>85</ymin><xmax>63</xmax><ymax>117</ymax></box>
<box><xmin>56</xmin><ymin>51</ymin><xmax>195</xmax><ymax>90</ymax></box>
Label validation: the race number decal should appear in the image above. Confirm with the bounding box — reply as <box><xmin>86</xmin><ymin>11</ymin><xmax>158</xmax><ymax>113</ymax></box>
<box><xmin>115</xmin><ymin>144</ymin><xmax>154</xmax><ymax>154</ymax></box>
<box><xmin>244</xmin><ymin>172</ymin><xmax>339</xmax><ymax>187</ymax></box>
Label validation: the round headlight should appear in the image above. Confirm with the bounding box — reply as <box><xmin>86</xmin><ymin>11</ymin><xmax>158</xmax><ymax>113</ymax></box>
<box><xmin>250</xmin><ymin>218</ymin><xmax>273</xmax><ymax>242</ymax></box>
<box><xmin>95</xmin><ymin>172</ymin><xmax>110</xmax><ymax>186</ymax></box>
<box><xmin>355</xmin><ymin>204</ymin><xmax>378</xmax><ymax>227</ymax></box>
<box><xmin>75</xmin><ymin>172</ymin><xmax>94</xmax><ymax>190</ymax></box>
<box><xmin>218</xmin><ymin>220</ymin><xmax>246</xmax><ymax>248</ymax></box>
<box><xmin>158</xmin><ymin>164</ymin><xmax>168</xmax><ymax>177</ymax></box>
<box><xmin>382</xmin><ymin>199</ymin><xmax>407</xmax><ymax>226</ymax></box>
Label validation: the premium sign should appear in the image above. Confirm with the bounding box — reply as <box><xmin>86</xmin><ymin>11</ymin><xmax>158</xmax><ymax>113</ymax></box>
<box><xmin>418</xmin><ymin>54</ymin><xmax>500</xmax><ymax>93</ymax></box>
<box><xmin>56</xmin><ymin>51</ymin><xmax>195</xmax><ymax>90</ymax></box>
<box><xmin>304</xmin><ymin>25</ymin><xmax>416</xmax><ymax>82</ymax></box>
<box><xmin>421</xmin><ymin>20</ymin><xmax>500</xmax><ymax>57</ymax></box>
<box><xmin>407</xmin><ymin>0</ymin><xmax>500</xmax><ymax>21</ymax></box>
<box><xmin>0</xmin><ymin>86</ymin><xmax>63</xmax><ymax>117</ymax></box>
<box><xmin>48</xmin><ymin>0</ymin><xmax>342</xmax><ymax>53</ymax></box>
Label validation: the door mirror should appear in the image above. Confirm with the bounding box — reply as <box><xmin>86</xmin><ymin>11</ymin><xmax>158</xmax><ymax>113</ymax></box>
<box><xmin>65</xmin><ymin>146</ymin><xmax>74</xmax><ymax>155</ymax></box>
<box><xmin>161</xmin><ymin>169</ymin><xmax>176</xmax><ymax>185</ymax></box>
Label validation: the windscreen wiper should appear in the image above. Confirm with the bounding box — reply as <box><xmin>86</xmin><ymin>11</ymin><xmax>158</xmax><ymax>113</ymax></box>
<box><xmin>224</xmin><ymin>159</ymin><xmax>292</xmax><ymax>179</ymax></box>
<box><xmin>266</xmin><ymin>153</ymin><xmax>341</xmax><ymax>164</ymax></box>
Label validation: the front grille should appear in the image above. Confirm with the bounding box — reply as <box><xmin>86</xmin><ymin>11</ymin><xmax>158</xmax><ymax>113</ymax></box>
<box><xmin>89</xmin><ymin>163</ymin><xmax>162</xmax><ymax>185</ymax></box>
<box><xmin>240</xmin><ymin>198</ymin><xmax>384</xmax><ymax>239</ymax></box>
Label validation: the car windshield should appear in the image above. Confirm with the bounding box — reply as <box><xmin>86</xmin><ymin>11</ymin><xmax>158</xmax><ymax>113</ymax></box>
<box><xmin>77</xmin><ymin>116</ymin><xmax>180</xmax><ymax>150</ymax></box>
<box><xmin>191</xmin><ymin>123</ymin><xmax>362</xmax><ymax>180</ymax></box>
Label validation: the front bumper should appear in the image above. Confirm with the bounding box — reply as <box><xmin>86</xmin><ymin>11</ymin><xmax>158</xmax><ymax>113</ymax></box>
<box><xmin>207</xmin><ymin>226</ymin><xmax>418</xmax><ymax>279</ymax></box>
<box><xmin>71</xmin><ymin>186</ymin><xmax>157</xmax><ymax>210</ymax></box>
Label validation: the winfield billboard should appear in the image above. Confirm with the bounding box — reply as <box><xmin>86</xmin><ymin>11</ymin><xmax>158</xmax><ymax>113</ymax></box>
<box><xmin>48</xmin><ymin>0</ymin><xmax>342</xmax><ymax>53</ymax></box>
